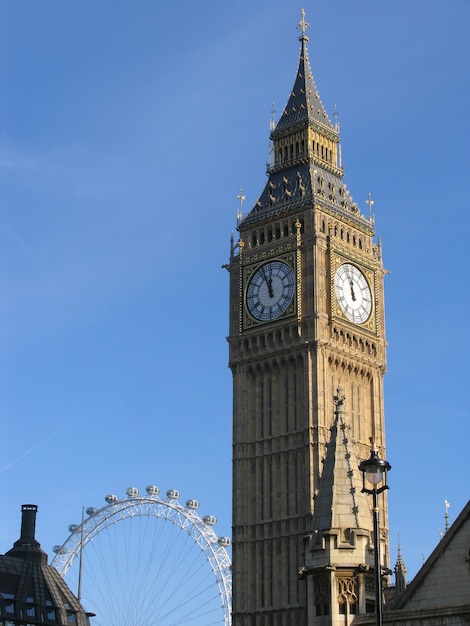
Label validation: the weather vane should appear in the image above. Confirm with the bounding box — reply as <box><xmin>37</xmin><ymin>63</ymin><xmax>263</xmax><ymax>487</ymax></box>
<box><xmin>297</xmin><ymin>8</ymin><xmax>310</xmax><ymax>38</ymax></box>
<box><xmin>237</xmin><ymin>188</ymin><xmax>246</xmax><ymax>225</ymax></box>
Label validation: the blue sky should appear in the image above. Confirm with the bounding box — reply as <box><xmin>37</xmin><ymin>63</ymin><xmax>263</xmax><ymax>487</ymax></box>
<box><xmin>0</xmin><ymin>0</ymin><xmax>469</xmax><ymax>605</ymax></box>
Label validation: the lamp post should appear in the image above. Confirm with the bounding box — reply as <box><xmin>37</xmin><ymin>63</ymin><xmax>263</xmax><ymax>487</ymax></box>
<box><xmin>359</xmin><ymin>441</ymin><xmax>391</xmax><ymax>626</ymax></box>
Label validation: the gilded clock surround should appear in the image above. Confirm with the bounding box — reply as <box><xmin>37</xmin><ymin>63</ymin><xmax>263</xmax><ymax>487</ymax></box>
<box><xmin>331</xmin><ymin>253</ymin><xmax>377</xmax><ymax>333</ymax></box>
<box><xmin>243</xmin><ymin>253</ymin><xmax>297</xmax><ymax>328</ymax></box>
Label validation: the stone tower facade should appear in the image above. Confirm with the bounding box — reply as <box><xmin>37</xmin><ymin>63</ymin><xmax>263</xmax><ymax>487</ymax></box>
<box><xmin>228</xmin><ymin>11</ymin><xmax>389</xmax><ymax>626</ymax></box>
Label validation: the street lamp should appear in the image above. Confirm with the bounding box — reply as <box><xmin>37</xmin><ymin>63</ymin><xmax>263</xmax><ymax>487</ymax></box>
<box><xmin>359</xmin><ymin>441</ymin><xmax>391</xmax><ymax>626</ymax></box>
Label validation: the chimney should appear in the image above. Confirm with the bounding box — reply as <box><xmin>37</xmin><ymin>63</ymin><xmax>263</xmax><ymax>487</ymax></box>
<box><xmin>6</xmin><ymin>504</ymin><xmax>47</xmax><ymax>562</ymax></box>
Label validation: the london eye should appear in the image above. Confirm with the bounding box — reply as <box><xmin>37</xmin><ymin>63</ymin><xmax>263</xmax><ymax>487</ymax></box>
<box><xmin>51</xmin><ymin>485</ymin><xmax>232</xmax><ymax>626</ymax></box>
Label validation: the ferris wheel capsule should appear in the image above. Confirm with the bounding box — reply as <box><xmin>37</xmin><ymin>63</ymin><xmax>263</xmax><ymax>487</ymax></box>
<box><xmin>53</xmin><ymin>545</ymin><xmax>66</xmax><ymax>555</ymax></box>
<box><xmin>166</xmin><ymin>489</ymin><xmax>180</xmax><ymax>500</ymax></box>
<box><xmin>218</xmin><ymin>536</ymin><xmax>231</xmax><ymax>547</ymax></box>
<box><xmin>146</xmin><ymin>485</ymin><xmax>160</xmax><ymax>496</ymax></box>
<box><xmin>68</xmin><ymin>524</ymin><xmax>80</xmax><ymax>533</ymax></box>
<box><xmin>126</xmin><ymin>487</ymin><xmax>139</xmax><ymax>497</ymax></box>
<box><xmin>105</xmin><ymin>494</ymin><xmax>119</xmax><ymax>504</ymax></box>
<box><xmin>203</xmin><ymin>515</ymin><xmax>217</xmax><ymax>526</ymax></box>
<box><xmin>86</xmin><ymin>507</ymin><xmax>98</xmax><ymax>517</ymax></box>
<box><xmin>186</xmin><ymin>499</ymin><xmax>199</xmax><ymax>509</ymax></box>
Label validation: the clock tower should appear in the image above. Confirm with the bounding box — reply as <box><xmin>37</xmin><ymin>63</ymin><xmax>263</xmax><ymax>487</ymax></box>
<box><xmin>228</xmin><ymin>10</ymin><xmax>389</xmax><ymax>626</ymax></box>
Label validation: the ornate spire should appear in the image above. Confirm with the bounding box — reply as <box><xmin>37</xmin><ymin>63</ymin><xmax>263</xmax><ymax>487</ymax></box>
<box><xmin>239</xmin><ymin>9</ymin><xmax>371</xmax><ymax>232</ymax></box>
<box><xmin>273</xmin><ymin>9</ymin><xmax>334</xmax><ymax>136</ymax></box>
<box><xmin>394</xmin><ymin>536</ymin><xmax>407</xmax><ymax>594</ymax></box>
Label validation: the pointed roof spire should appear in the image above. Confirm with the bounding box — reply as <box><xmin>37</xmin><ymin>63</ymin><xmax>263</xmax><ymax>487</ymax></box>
<box><xmin>312</xmin><ymin>389</ymin><xmax>371</xmax><ymax>534</ymax></box>
<box><xmin>273</xmin><ymin>8</ymin><xmax>335</xmax><ymax>137</ymax></box>
<box><xmin>239</xmin><ymin>9</ymin><xmax>372</xmax><ymax>231</ymax></box>
<box><xmin>394</xmin><ymin>535</ymin><xmax>407</xmax><ymax>594</ymax></box>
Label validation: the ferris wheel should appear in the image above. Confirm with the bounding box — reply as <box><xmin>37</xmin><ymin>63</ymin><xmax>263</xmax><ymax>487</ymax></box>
<box><xmin>51</xmin><ymin>485</ymin><xmax>232</xmax><ymax>626</ymax></box>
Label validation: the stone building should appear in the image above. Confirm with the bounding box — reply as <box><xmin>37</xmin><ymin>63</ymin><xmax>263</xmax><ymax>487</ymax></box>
<box><xmin>0</xmin><ymin>504</ymin><xmax>94</xmax><ymax>626</ymax></box>
<box><xmin>354</xmin><ymin>500</ymin><xmax>470</xmax><ymax>624</ymax></box>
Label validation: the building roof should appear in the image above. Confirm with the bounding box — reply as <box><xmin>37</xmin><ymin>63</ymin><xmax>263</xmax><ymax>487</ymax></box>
<box><xmin>0</xmin><ymin>505</ymin><xmax>93</xmax><ymax>626</ymax></box>
<box><xmin>390</xmin><ymin>499</ymin><xmax>470</xmax><ymax>611</ymax></box>
<box><xmin>353</xmin><ymin>500</ymin><xmax>470</xmax><ymax>624</ymax></box>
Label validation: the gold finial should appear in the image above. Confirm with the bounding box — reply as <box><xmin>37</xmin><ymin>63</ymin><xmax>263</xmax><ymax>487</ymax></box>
<box><xmin>297</xmin><ymin>8</ymin><xmax>310</xmax><ymax>39</ymax></box>
<box><xmin>333</xmin><ymin>104</ymin><xmax>340</xmax><ymax>132</ymax></box>
<box><xmin>366</xmin><ymin>192</ymin><xmax>375</xmax><ymax>221</ymax></box>
<box><xmin>270</xmin><ymin>102</ymin><xmax>276</xmax><ymax>131</ymax></box>
<box><xmin>237</xmin><ymin>188</ymin><xmax>246</xmax><ymax>225</ymax></box>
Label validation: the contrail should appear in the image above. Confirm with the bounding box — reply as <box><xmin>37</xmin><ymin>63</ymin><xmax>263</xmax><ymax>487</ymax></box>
<box><xmin>0</xmin><ymin>423</ymin><xmax>73</xmax><ymax>472</ymax></box>
<box><xmin>0</xmin><ymin>365</ymin><xmax>141</xmax><ymax>473</ymax></box>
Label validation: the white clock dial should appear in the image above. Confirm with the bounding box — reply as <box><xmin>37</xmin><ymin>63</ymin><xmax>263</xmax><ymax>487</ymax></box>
<box><xmin>246</xmin><ymin>260</ymin><xmax>295</xmax><ymax>321</ymax></box>
<box><xmin>334</xmin><ymin>263</ymin><xmax>372</xmax><ymax>324</ymax></box>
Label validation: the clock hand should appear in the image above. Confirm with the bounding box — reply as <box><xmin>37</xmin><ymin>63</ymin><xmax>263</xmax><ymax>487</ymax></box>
<box><xmin>267</xmin><ymin>276</ymin><xmax>274</xmax><ymax>298</ymax></box>
<box><xmin>349</xmin><ymin>280</ymin><xmax>356</xmax><ymax>302</ymax></box>
<box><xmin>260</xmin><ymin>265</ymin><xmax>274</xmax><ymax>298</ymax></box>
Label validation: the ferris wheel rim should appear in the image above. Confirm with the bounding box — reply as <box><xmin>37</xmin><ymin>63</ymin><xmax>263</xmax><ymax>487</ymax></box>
<box><xmin>51</xmin><ymin>487</ymin><xmax>232</xmax><ymax>625</ymax></box>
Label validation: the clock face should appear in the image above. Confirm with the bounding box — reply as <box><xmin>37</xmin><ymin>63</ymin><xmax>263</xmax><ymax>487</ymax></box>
<box><xmin>246</xmin><ymin>260</ymin><xmax>295</xmax><ymax>322</ymax></box>
<box><xmin>334</xmin><ymin>263</ymin><xmax>372</xmax><ymax>324</ymax></box>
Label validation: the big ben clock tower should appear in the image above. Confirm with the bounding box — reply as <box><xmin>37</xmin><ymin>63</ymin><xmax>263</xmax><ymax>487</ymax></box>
<box><xmin>228</xmin><ymin>10</ymin><xmax>389</xmax><ymax>626</ymax></box>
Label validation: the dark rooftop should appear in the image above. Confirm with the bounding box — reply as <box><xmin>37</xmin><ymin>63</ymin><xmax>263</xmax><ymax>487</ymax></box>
<box><xmin>0</xmin><ymin>504</ymin><xmax>93</xmax><ymax>626</ymax></box>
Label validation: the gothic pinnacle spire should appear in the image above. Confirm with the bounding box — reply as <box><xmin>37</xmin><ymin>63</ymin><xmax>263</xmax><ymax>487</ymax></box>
<box><xmin>271</xmin><ymin>9</ymin><xmax>334</xmax><ymax>137</ymax></box>
<box><xmin>394</xmin><ymin>535</ymin><xmax>407</xmax><ymax>594</ymax></box>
